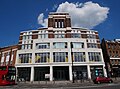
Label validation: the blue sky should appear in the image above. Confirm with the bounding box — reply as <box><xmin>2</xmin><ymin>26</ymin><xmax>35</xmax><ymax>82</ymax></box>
<box><xmin>0</xmin><ymin>0</ymin><xmax>120</xmax><ymax>47</ymax></box>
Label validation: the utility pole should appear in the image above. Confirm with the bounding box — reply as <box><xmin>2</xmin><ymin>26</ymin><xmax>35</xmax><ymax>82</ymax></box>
<box><xmin>71</xmin><ymin>42</ymin><xmax>74</xmax><ymax>83</ymax></box>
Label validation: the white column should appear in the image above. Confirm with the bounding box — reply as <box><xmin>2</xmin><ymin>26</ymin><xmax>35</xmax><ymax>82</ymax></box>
<box><xmin>87</xmin><ymin>65</ymin><xmax>91</xmax><ymax>79</ymax></box>
<box><xmin>32</xmin><ymin>52</ymin><xmax>35</xmax><ymax>64</ymax></box>
<box><xmin>100</xmin><ymin>49</ymin><xmax>104</xmax><ymax>62</ymax></box>
<box><xmin>68</xmin><ymin>42</ymin><xmax>72</xmax><ymax>63</ymax></box>
<box><xmin>69</xmin><ymin>65</ymin><xmax>72</xmax><ymax>81</ymax></box>
<box><xmin>30</xmin><ymin>66</ymin><xmax>34</xmax><ymax>82</ymax></box>
<box><xmin>50</xmin><ymin>66</ymin><xmax>53</xmax><ymax>81</ymax></box>
<box><xmin>50</xmin><ymin>42</ymin><xmax>53</xmax><ymax>63</ymax></box>
<box><xmin>103</xmin><ymin>65</ymin><xmax>107</xmax><ymax>77</ymax></box>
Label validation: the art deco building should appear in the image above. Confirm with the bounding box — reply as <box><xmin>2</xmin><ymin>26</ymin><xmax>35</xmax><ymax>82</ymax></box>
<box><xmin>101</xmin><ymin>39</ymin><xmax>120</xmax><ymax>77</ymax></box>
<box><xmin>16</xmin><ymin>13</ymin><xmax>107</xmax><ymax>82</ymax></box>
<box><xmin>0</xmin><ymin>45</ymin><xmax>18</xmax><ymax>66</ymax></box>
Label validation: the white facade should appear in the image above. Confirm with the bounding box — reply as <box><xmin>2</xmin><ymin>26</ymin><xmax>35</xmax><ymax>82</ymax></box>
<box><xmin>16</xmin><ymin>13</ymin><xmax>107</xmax><ymax>82</ymax></box>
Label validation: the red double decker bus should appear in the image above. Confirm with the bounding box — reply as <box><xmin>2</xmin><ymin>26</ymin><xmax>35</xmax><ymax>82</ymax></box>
<box><xmin>0</xmin><ymin>66</ymin><xmax>16</xmax><ymax>86</ymax></box>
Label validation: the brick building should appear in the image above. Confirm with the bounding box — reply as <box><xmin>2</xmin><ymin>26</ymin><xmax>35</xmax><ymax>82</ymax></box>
<box><xmin>0</xmin><ymin>45</ymin><xmax>18</xmax><ymax>66</ymax></box>
<box><xmin>101</xmin><ymin>39</ymin><xmax>120</xmax><ymax>77</ymax></box>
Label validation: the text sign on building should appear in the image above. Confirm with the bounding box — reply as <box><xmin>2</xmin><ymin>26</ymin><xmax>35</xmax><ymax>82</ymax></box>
<box><xmin>45</xmin><ymin>74</ymin><xmax>50</xmax><ymax>79</ymax></box>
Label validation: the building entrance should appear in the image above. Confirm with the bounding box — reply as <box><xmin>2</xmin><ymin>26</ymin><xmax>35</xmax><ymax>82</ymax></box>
<box><xmin>73</xmin><ymin>66</ymin><xmax>88</xmax><ymax>80</ymax></box>
<box><xmin>17</xmin><ymin>67</ymin><xmax>31</xmax><ymax>81</ymax></box>
<box><xmin>53</xmin><ymin>66</ymin><xmax>69</xmax><ymax>80</ymax></box>
<box><xmin>90</xmin><ymin>66</ymin><xmax>104</xmax><ymax>79</ymax></box>
<box><xmin>34</xmin><ymin>67</ymin><xmax>49</xmax><ymax>81</ymax></box>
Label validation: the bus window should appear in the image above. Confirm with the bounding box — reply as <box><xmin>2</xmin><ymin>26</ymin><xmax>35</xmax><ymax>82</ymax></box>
<box><xmin>0</xmin><ymin>66</ymin><xmax>6</xmax><ymax>70</ymax></box>
<box><xmin>8</xmin><ymin>67</ymin><xmax>15</xmax><ymax>71</ymax></box>
<box><xmin>2</xmin><ymin>75</ymin><xmax>6</xmax><ymax>80</ymax></box>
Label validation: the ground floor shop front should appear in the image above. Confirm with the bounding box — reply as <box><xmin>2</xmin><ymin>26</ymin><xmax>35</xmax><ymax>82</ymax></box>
<box><xmin>16</xmin><ymin>65</ymin><xmax>107</xmax><ymax>82</ymax></box>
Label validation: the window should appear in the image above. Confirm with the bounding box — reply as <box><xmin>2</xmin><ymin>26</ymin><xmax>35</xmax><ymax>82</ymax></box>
<box><xmin>108</xmin><ymin>51</ymin><xmax>112</xmax><ymax>57</ymax></box>
<box><xmin>73</xmin><ymin>52</ymin><xmax>86</xmax><ymax>62</ymax></box>
<box><xmin>23</xmin><ymin>35</ymin><xmax>26</xmax><ymax>40</ymax></box>
<box><xmin>6</xmin><ymin>52</ymin><xmax>10</xmax><ymax>63</ymax></box>
<box><xmin>108</xmin><ymin>44</ymin><xmax>110</xmax><ymax>48</ymax></box>
<box><xmin>35</xmin><ymin>53</ymin><xmax>50</xmax><ymax>63</ymax></box>
<box><xmin>72</xmin><ymin>42</ymin><xmax>84</xmax><ymax>48</ymax></box>
<box><xmin>115</xmin><ymin>51</ymin><xmax>119</xmax><ymax>57</ymax></box>
<box><xmin>118</xmin><ymin>60</ymin><xmax>120</xmax><ymax>64</ymax></box>
<box><xmin>21</xmin><ymin>44</ymin><xmax>32</xmax><ymax>49</ymax></box>
<box><xmin>87</xmin><ymin>43</ymin><xmax>98</xmax><ymax>48</ymax></box>
<box><xmin>0</xmin><ymin>66</ymin><xmax>6</xmax><ymax>70</ymax></box>
<box><xmin>54</xmin><ymin>34</ymin><xmax>65</xmax><ymax>38</ymax></box>
<box><xmin>71</xmin><ymin>33</ymin><xmax>80</xmax><ymax>38</ymax></box>
<box><xmin>53</xmin><ymin>52</ymin><xmax>68</xmax><ymax>62</ymax></box>
<box><xmin>110</xmin><ymin>60</ymin><xmax>115</xmax><ymax>64</ymax></box>
<box><xmin>22</xmin><ymin>35</ymin><xmax>32</xmax><ymax>40</ymax></box>
<box><xmin>38</xmin><ymin>30</ymin><xmax>48</xmax><ymax>39</ymax></box>
<box><xmin>87</xmin><ymin>34</ymin><xmax>96</xmax><ymax>39</ymax></box>
<box><xmin>1</xmin><ymin>53</ymin><xmax>4</xmax><ymax>65</ymax></box>
<box><xmin>54</xmin><ymin>19</ymin><xmax>64</xmax><ymax>28</ymax></box>
<box><xmin>19</xmin><ymin>53</ymin><xmax>32</xmax><ymax>63</ymax></box>
<box><xmin>22</xmin><ymin>45</ymin><xmax>25</xmax><ymax>49</ymax></box>
<box><xmin>53</xmin><ymin>42</ymin><xmax>67</xmax><ymax>48</ymax></box>
<box><xmin>38</xmin><ymin>34</ymin><xmax>48</xmax><ymax>39</ymax></box>
<box><xmin>88</xmin><ymin>52</ymin><xmax>101</xmax><ymax>62</ymax></box>
<box><xmin>36</xmin><ymin>43</ymin><xmax>50</xmax><ymax>49</ymax></box>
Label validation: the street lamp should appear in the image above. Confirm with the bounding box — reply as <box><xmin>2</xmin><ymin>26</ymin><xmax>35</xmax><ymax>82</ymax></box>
<box><xmin>71</xmin><ymin>42</ymin><xmax>74</xmax><ymax>83</ymax></box>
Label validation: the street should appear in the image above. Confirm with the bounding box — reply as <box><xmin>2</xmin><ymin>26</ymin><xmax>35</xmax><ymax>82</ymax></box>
<box><xmin>0</xmin><ymin>82</ymin><xmax>120</xmax><ymax>89</ymax></box>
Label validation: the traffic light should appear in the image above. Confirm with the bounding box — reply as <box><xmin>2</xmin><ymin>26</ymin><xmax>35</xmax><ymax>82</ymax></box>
<box><xmin>95</xmin><ymin>70</ymin><xmax>98</xmax><ymax>76</ymax></box>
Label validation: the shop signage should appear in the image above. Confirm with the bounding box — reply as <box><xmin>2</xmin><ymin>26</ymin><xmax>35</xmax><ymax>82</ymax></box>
<box><xmin>45</xmin><ymin>74</ymin><xmax>50</xmax><ymax>78</ymax></box>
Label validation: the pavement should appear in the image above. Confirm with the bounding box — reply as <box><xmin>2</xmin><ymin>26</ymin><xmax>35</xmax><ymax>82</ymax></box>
<box><xmin>15</xmin><ymin>78</ymin><xmax>120</xmax><ymax>88</ymax></box>
<box><xmin>1</xmin><ymin>78</ymin><xmax>120</xmax><ymax>89</ymax></box>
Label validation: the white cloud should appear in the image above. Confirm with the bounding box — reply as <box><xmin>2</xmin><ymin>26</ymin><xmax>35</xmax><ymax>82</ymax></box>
<box><xmin>52</xmin><ymin>4</ymin><xmax>58</xmax><ymax>10</ymax></box>
<box><xmin>38</xmin><ymin>1</ymin><xmax>109</xmax><ymax>29</ymax></box>
<box><xmin>38</xmin><ymin>13</ymin><xmax>48</xmax><ymax>27</ymax></box>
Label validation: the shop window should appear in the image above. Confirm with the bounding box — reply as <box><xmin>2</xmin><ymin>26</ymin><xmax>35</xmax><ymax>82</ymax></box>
<box><xmin>73</xmin><ymin>52</ymin><xmax>86</xmax><ymax>62</ymax></box>
<box><xmin>53</xmin><ymin>52</ymin><xmax>68</xmax><ymax>62</ymax></box>
<box><xmin>88</xmin><ymin>52</ymin><xmax>101</xmax><ymax>62</ymax></box>
<box><xmin>35</xmin><ymin>53</ymin><xmax>50</xmax><ymax>63</ymax></box>
<box><xmin>19</xmin><ymin>53</ymin><xmax>32</xmax><ymax>63</ymax></box>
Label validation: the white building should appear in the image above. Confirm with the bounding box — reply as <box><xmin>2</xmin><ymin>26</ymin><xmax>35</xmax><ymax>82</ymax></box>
<box><xmin>16</xmin><ymin>13</ymin><xmax>107</xmax><ymax>82</ymax></box>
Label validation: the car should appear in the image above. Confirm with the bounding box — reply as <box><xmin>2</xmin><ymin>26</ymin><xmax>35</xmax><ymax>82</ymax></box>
<box><xmin>93</xmin><ymin>76</ymin><xmax>113</xmax><ymax>84</ymax></box>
